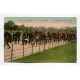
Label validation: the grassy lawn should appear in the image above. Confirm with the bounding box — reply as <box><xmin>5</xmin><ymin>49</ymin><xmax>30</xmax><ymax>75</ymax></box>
<box><xmin>13</xmin><ymin>42</ymin><xmax>76</xmax><ymax>63</ymax></box>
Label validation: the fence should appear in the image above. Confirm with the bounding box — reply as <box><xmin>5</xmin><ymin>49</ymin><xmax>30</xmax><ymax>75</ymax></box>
<box><xmin>4</xmin><ymin>39</ymin><xmax>67</xmax><ymax>62</ymax></box>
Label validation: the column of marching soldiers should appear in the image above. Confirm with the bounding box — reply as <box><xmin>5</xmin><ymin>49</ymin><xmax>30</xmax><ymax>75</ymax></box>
<box><xmin>4</xmin><ymin>31</ymin><xmax>76</xmax><ymax>61</ymax></box>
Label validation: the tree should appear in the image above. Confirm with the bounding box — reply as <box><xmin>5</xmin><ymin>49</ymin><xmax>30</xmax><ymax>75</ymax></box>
<box><xmin>4</xmin><ymin>20</ymin><xmax>15</xmax><ymax>31</ymax></box>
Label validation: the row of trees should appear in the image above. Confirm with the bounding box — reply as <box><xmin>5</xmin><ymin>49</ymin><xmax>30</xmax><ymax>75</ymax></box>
<box><xmin>4</xmin><ymin>20</ymin><xmax>76</xmax><ymax>33</ymax></box>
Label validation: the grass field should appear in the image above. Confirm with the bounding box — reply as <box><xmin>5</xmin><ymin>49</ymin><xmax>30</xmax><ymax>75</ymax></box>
<box><xmin>14</xmin><ymin>42</ymin><xmax>76</xmax><ymax>63</ymax></box>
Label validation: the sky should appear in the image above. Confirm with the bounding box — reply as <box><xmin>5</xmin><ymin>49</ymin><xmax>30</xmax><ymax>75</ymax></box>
<box><xmin>5</xmin><ymin>17</ymin><xmax>76</xmax><ymax>29</ymax></box>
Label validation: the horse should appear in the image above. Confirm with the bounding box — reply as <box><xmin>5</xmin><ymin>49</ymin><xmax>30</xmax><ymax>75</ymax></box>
<box><xmin>4</xmin><ymin>32</ymin><xmax>12</xmax><ymax>49</ymax></box>
<box><xmin>13</xmin><ymin>32</ymin><xmax>21</xmax><ymax>44</ymax></box>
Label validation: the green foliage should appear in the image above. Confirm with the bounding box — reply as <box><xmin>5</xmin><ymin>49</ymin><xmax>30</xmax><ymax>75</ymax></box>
<box><xmin>4</xmin><ymin>20</ymin><xmax>15</xmax><ymax>31</ymax></box>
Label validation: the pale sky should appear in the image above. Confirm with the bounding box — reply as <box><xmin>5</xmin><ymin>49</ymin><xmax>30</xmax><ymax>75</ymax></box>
<box><xmin>5</xmin><ymin>17</ymin><xmax>76</xmax><ymax>29</ymax></box>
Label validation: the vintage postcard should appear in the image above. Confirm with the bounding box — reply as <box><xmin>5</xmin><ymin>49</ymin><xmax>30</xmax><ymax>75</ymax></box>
<box><xmin>4</xmin><ymin>17</ymin><xmax>76</xmax><ymax>63</ymax></box>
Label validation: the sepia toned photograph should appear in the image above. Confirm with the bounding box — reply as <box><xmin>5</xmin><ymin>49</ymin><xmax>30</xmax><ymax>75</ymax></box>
<box><xmin>4</xmin><ymin>17</ymin><xmax>76</xmax><ymax>63</ymax></box>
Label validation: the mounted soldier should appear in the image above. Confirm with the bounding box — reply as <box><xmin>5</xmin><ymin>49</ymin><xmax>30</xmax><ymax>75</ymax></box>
<box><xmin>4</xmin><ymin>32</ymin><xmax>12</xmax><ymax>49</ymax></box>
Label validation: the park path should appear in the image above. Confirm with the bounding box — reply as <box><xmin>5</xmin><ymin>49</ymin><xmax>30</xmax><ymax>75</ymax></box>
<box><xmin>4</xmin><ymin>41</ymin><xmax>67</xmax><ymax>62</ymax></box>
